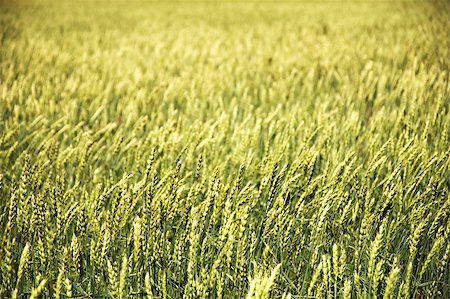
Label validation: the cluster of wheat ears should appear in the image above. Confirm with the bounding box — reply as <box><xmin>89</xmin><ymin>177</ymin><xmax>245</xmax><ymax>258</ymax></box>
<box><xmin>0</xmin><ymin>0</ymin><xmax>449</xmax><ymax>298</ymax></box>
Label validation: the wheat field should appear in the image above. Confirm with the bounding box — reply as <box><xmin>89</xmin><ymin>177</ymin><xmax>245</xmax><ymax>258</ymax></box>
<box><xmin>0</xmin><ymin>0</ymin><xmax>449</xmax><ymax>298</ymax></box>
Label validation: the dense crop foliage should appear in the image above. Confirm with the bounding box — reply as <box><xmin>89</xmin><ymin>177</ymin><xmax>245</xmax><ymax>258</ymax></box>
<box><xmin>1</xmin><ymin>0</ymin><xmax>449</xmax><ymax>298</ymax></box>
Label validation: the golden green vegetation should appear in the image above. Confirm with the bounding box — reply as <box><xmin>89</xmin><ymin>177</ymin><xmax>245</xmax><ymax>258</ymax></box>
<box><xmin>1</xmin><ymin>0</ymin><xmax>449</xmax><ymax>298</ymax></box>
